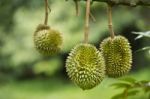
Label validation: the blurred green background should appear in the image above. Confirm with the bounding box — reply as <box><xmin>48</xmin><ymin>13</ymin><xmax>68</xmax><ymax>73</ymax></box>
<box><xmin>0</xmin><ymin>0</ymin><xmax>150</xmax><ymax>99</ymax></box>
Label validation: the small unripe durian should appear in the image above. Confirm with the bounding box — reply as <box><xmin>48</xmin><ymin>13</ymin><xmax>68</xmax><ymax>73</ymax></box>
<box><xmin>66</xmin><ymin>44</ymin><xmax>105</xmax><ymax>90</ymax></box>
<box><xmin>100</xmin><ymin>36</ymin><xmax>132</xmax><ymax>78</ymax></box>
<box><xmin>34</xmin><ymin>24</ymin><xmax>62</xmax><ymax>55</ymax></box>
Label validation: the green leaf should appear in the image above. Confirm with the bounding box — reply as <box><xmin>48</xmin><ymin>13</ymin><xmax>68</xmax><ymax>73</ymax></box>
<box><xmin>132</xmin><ymin>31</ymin><xmax>150</xmax><ymax>40</ymax></box>
<box><xmin>140</xmin><ymin>80</ymin><xmax>150</xmax><ymax>83</ymax></box>
<box><xmin>119</xmin><ymin>77</ymin><xmax>136</xmax><ymax>84</ymax></box>
<box><xmin>135</xmin><ymin>80</ymin><xmax>150</xmax><ymax>87</ymax></box>
<box><xmin>111</xmin><ymin>89</ymin><xmax>140</xmax><ymax>99</ymax></box>
<box><xmin>135</xmin><ymin>46</ymin><xmax>150</xmax><ymax>53</ymax></box>
<box><xmin>144</xmin><ymin>87</ymin><xmax>150</xmax><ymax>93</ymax></box>
<box><xmin>142</xmin><ymin>81</ymin><xmax>150</xmax><ymax>93</ymax></box>
<box><xmin>111</xmin><ymin>82</ymin><xmax>132</xmax><ymax>89</ymax></box>
<box><xmin>127</xmin><ymin>90</ymin><xmax>139</xmax><ymax>96</ymax></box>
<box><xmin>111</xmin><ymin>92</ymin><xmax>124</xmax><ymax>99</ymax></box>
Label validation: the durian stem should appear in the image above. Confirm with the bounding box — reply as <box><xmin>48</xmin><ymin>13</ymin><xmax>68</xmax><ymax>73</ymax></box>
<box><xmin>84</xmin><ymin>0</ymin><xmax>91</xmax><ymax>43</ymax></box>
<box><xmin>44</xmin><ymin>0</ymin><xmax>49</xmax><ymax>25</ymax></box>
<box><xmin>74</xmin><ymin>0</ymin><xmax>79</xmax><ymax>16</ymax></box>
<box><xmin>107</xmin><ymin>4</ymin><xmax>115</xmax><ymax>39</ymax></box>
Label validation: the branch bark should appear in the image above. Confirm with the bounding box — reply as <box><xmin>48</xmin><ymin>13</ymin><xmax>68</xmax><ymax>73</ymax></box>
<box><xmin>79</xmin><ymin>0</ymin><xmax>150</xmax><ymax>6</ymax></box>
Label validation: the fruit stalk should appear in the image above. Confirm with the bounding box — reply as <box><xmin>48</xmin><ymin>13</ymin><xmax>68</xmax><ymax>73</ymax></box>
<box><xmin>44</xmin><ymin>0</ymin><xmax>49</xmax><ymax>25</ymax></box>
<box><xmin>84</xmin><ymin>0</ymin><xmax>90</xmax><ymax>43</ymax></box>
<box><xmin>107</xmin><ymin>4</ymin><xmax>115</xmax><ymax>39</ymax></box>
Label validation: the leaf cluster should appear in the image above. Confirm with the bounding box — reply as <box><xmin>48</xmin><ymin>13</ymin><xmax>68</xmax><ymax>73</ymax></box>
<box><xmin>111</xmin><ymin>77</ymin><xmax>150</xmax><ymax>99</ymax></box>
<box><xmin>132</xmin><ymin>31</ymin><xmax>150</xmax><ymax>53</ymax></box>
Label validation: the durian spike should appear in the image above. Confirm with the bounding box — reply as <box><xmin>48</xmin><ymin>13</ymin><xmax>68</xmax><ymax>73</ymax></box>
<box><xmin>107</xmin><ymin>4</ymin><xmax>115</xmax><ymax>39</ymax></box>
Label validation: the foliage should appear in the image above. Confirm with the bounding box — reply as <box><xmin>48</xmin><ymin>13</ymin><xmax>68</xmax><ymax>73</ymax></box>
<box><xmin>133</xmin><ymin>31</ymin><xmax>150</xmax><ymax>40</ymax></box>
<box><xmin>111</xmin><ymin>77</ymin><xmax>150</xmax><ymax>99</ymax></box>
<box><xmin>132</xmin><ymin>31</ymin><xmax>150</xmax><ymax>53</ymax></box>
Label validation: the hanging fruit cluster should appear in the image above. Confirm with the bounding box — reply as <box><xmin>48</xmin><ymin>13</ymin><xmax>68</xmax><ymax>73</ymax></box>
<box><xmin>33</xmin><ymin>0</ymin><xmax>132</xmax><ymax>90</ymax></box>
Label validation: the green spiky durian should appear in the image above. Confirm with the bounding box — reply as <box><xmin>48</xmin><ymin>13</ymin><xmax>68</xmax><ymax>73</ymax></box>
<box><xmin>66</xmin><ymin>43</ymin><xmax>105</xmax><ymax>90</ymax></box>
<box><xmin>34</xmin><ymin>24</ymin><xmax>63</xmax><ymax>55</ymax></box>
<box><xmin>100</xmin><ymin>35</ymin><xmax>132</xmax><ymax>78</ymax></box>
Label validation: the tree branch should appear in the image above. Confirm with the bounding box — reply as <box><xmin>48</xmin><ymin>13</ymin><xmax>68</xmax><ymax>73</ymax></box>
<box><xmin>78</xmin><ymin>0</ymin><xmax>150</xmax><ymax>6</ymax></box>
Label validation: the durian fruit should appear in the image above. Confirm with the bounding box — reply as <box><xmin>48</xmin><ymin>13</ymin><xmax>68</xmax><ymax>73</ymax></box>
<box><xmin>100</xmin><ymin>36</ymin><xmax>132</xmax><ymax>78</ymax></box>
<box><xmin>66</xmin><ymin>43</ymin><xmax>105</xmax><ymax>90</ymax></box>
<box><xmin>34</xmin><ymin>24</ymin><xmax>63</xmax><ymax>55</ymax></box>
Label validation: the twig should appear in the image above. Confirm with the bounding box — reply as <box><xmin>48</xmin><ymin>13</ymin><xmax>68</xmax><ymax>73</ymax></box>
<box><xmin>74</xmin><ymin>0</ymin><xmax>96</xmax><ymax>22</ymax></box>
<box><xmin>74</xmin><ymin>0</ymin><xmax>79</xmax><ymax>16</ymax></box>
<box><xmin>90</xmin><ymin>12</ymin><xmax>96</xmax><ymax>22</ymax></box>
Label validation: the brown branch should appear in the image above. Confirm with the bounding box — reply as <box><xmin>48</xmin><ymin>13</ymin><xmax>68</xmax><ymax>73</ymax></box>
<box><xmin>107</xmin><ymin>4</ymin><xmax>115</xmax><ymax>39</ymax></box>
<box><xmin>80</xmin><ymin>0</ymin><xmax>150</xmax><ymax>6</ymax></box>
<box><xmin>44</xmin><ymin>0</ymin><xmax>49</xmax><ymax>25</ymax></box>
<box><xmin>84</xmin><ymin>0</ymin><xmax>91</xmax><ymax>43</ymax></box>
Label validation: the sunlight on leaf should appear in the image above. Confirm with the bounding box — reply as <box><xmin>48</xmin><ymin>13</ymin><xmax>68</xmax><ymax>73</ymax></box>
<box><xmin>135</xmin><ymin>46</ymin><xmax>150</xmax><ymax>53</ymax></box>
<box><xmin>127</xmin><ymin>90</ymin><xmax>139</xmax><ymax>96</ymax></box>
<box><xmin>132</xmin><ymin>31</ymin><xmax>150</xmax><ymax>40</ymax></box>
<box><xmin>111</xmin><ymin>92</ymin><xmax>124</xmax><ymax>99</ymax></box>
<box><xmin>111</xmin><ymin>77</ymin><xmax>150</xmax><ymax>99</ymax></box>
<box><xmin>119</xmin><ymin>77</ymin><xmax>136</xmax><ymax>84</ymax></box>
<box><xmin>111</xmin><ymin>82</ymin><xmax>132</xmax><ymax>89</ymax></box>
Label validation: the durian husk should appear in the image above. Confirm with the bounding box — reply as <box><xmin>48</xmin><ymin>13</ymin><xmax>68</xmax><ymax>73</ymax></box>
<box><xmin>100</xmin><ymin>36</ymin><xmax>132</xmax><ymax>78</ymax></box>
<box><xmin>34</xmin><ymin>24</ymin><xmax>63</xmax><ymax>55</ymax></box>
<box><xmin>66</xmin><ymin>43</ymin><xmax>105</xmax><ymax>90</ymax></box>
